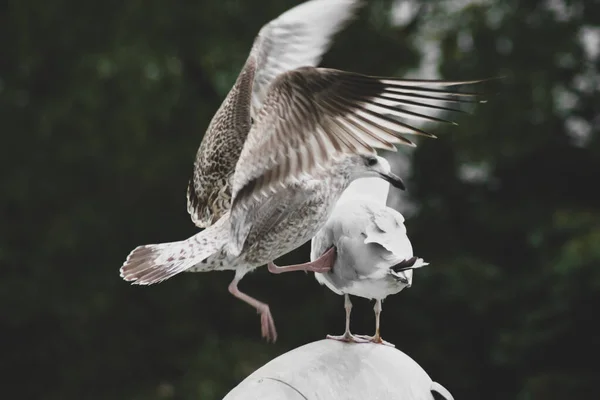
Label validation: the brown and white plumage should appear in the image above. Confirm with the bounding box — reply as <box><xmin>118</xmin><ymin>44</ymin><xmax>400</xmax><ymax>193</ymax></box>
<box><xmin>232</xmin><ymin>68</ymin><xmax>484</xmax><ymax>204</ymax></box>
<box><xmin>121</xmin><ymin>0</ymin><xmax>487</xmax><ymax>342</ymax></box>
<box><xmin>121</xmin><ymin>213</ymin><xmax>230</xmax><ymax>284</ymax></box>
<box><xmin>228</xmin><ymin>68</ymin><xmax>485</xmax><ymax>255</ymax></box>
<box><xmin>187</xmin><ymin>0</ymin><xmax>364</xmax><ymax>228</ymax></box>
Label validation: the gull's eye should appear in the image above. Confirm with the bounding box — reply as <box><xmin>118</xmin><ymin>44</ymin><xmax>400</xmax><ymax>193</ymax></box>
<box><xmin>366</xmin><ymin>157</ymin><xmax>378</xmax><ymax>166</ymax></box>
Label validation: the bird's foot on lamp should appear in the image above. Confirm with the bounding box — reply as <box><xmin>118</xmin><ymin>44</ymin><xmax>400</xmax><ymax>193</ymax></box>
<box><xmin>268</xmin><ymin>246</ymin><xmax>336</xmax><ymax>274</ymax></box>
<box><xmin>326</xmin><ymin>331</ymin><xmax>370</xmax><ymax>344</ymax></box>
<box><xmin>355</xmin><ymin>334</ymin><xmax>395</xmax><ymax>347</ymax></box>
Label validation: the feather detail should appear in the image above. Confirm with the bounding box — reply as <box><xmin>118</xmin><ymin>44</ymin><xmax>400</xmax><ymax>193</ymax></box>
<box><xmin>120</xmin><ymin>214</ymin><xmax>229</xmax><ymax>284</ymax></box>
<box><xmin>231</xmin><ymin>68</ymin><xmax>488</xmax><ymax>210</ymax></box>
<box><xmin>187</xmin><ymin>0</ymin><xmax>364</xmax><ymax>228</ymax></box>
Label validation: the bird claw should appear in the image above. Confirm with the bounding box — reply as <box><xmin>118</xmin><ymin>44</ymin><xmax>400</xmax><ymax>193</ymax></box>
<box><xmin>326</xmin><ymin>332</ymin><xmax>370</xmax><ymax>344</ymax></box>
<box><xmin>304</xmin><ymin>247</ymin><xmax>335</xmax><ymax>273</ymax></box>
<box><xmin>305</xmin><ymin>264</ymin><xmax>333</xmax><ymax>273</ymax></box>
<box><xmin>354</xmin><ymin>334</ymin><xmax>395</xmax><ymax>347</ymax></box>
<box><xmin>258</xmin><ymin>304</ymin><xmax>278</xmax><ymax>343</ymax></box>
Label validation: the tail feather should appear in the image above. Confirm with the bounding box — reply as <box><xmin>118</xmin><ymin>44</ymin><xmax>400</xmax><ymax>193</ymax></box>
<box><xmin>389</xmin><ymin>257</ymin><xmax>428</xmax><ymax>286</ymax></box>
<box><xmin>391</xmin><ymin>256</ymin><xmax>429</xmax><ymax>273</ymax></box>
<box><xmin>120</xmin><ymin>215</ymin><xmax>229</xmax><ymax>285</ymax></box>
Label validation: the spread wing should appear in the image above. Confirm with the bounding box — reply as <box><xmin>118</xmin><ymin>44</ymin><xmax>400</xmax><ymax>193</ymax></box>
<box><xmin>187</xmin><ymin>0</ymin><xmax>363</xmax><ymax>228</ymax></box>
<box><xmin>249</xmin><ymin>0</ymin><xmax>364</xmax><ymax>118</ymax></box>
<box><xmin>231</xmin><ymin>67</ymin><xmax>485</xmax><ymax>212</ymax></box>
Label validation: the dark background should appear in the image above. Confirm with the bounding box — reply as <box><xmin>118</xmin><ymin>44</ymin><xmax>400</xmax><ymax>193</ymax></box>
<box><xmin>2</xmin><ymin>0</ymin><xmax>599</xmax><ymax>399</ymax></box>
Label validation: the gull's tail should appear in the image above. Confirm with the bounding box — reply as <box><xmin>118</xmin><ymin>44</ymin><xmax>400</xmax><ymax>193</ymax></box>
<box><xmin>390</xmin><ymin>256</ymin><xmax>428</xmax><ymax>286</ymax></box>
<box><xmin>120</xmin><ymin>215</ymin><xmax>229</xmax><ymax>285</ymax></box>
<box><xmin>391</xmin><ymin>256</ymin><xmax>428</xmax><ymax>272</ymax></box>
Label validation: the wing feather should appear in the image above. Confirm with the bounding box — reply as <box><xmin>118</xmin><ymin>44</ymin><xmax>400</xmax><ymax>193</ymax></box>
<box><xmin>232</xmin><ymin>67</ymin><xmax>487</xmax><ymax>209</ymax></box>
<box><xmin>250</xmin><ymin>0</ymin><xmax>364</xmax><ymax>117</ymax></box>
<box><xmin>227</xmin><ymin>67</ymin><xmax>487</xmax><ymax>254</ymax></box>
<box><xmin>187</xmin><ymin>0</ymin><xmax>363</xmax><ymax>227</ymax></box>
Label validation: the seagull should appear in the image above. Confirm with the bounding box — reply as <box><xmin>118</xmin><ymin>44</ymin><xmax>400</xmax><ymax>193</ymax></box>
<box><xmin>187</xmin><ymin>0</ymin><xmax>365</xmax><ymax>229</ymax></box>
<box><xmin>300</xmin><ymin>172</ymin><xmax>427</xmax><ymax>346</ymax></box>
<box><xmin>120</xmin><ymin>0</ymin><xmax>485</xmax><ymax>342</ymax></box>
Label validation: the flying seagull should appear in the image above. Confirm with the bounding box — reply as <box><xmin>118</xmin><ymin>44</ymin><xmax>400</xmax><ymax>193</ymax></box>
<box><xmin>120</xmin><ymin>0</ymin><xmax>485</xmax><ymax>342</ymax></box>
<box><xmin>270</xmin><ymin>173</ymin><xmax>427</xmax><ymax>346</ymax></box>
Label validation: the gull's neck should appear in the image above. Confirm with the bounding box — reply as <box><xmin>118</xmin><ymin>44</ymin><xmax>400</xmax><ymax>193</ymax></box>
<box><xmin>338</xmin><ymin>177</ymin><xmax>390</xmax><ymax>205</ymax></box>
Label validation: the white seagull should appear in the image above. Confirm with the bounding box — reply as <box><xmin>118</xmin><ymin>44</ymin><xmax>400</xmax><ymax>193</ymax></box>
<box><xmin>270</xmin><ymin>171</ymin><xmax>427</xmax><ymax>346</ymax></box>
<box><xmin>120</xmin><ymin>0</ymin><xmax>484</xmax><ymax>343</ymax></box>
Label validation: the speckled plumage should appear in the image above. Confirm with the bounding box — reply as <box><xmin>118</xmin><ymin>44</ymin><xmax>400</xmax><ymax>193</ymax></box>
<box><xmin>187</xmin><ymin>0</ymin><xmax>364</xmax><ymax>228</ymax></box>
<box><xmin>187</xmin><ymin>59</ymin><xmax>255</xmax><ymax>228</ymax></box>
<box><xmin>143</xmin><ymin>156</ymin><xmax>380</xmax><ymax>280</ymax></box>
<box><xmin>120</xmin><ymin>0</ymin><xmax>485</xmax><ymax>342</ymax></box>
<box><xmin>233</xmin><ymin>161</ymin><xmax>352</xmax><ymax>270</ymax></box>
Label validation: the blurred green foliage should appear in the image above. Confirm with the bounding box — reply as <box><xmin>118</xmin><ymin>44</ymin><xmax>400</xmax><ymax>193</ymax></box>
<box><xmin>1</xmin><ymin>0</ymin><xmax>599</xmax><ymax>399</ymax></box>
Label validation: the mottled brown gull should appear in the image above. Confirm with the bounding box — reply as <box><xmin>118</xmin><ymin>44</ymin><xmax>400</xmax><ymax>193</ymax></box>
<box><xmin>187</xmin><ymin>0</ymin><xmax>365</xmax><ymax>229</ymax></box>
<box><xmin>120</xmin><ymin>0</ymin><xmax>486</xmax><ymax>342</ymax></box>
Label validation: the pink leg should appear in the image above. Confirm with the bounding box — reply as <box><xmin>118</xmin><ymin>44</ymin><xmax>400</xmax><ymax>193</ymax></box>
<box><xmin>268</xmin><ymin>246</ymin><xmax>336</xmax><ymax>274</ymax></box>
<box><xmin>228</xmin><ymin>277</ymin><xmax>277</xmax><ymax>343</ymax></box>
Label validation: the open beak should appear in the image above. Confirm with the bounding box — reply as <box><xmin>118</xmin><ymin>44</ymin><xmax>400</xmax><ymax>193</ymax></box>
<box><xmin>379</xmin><ymin>171</ymin><xmax>406</xmax><ymax>190</ymax></box>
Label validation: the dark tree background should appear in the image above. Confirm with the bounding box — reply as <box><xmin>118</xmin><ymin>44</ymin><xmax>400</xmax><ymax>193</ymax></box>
<box><xmin>2</xmin><ymin>0</ymin><xmax>599</xmax><ymax>399</ymax></box>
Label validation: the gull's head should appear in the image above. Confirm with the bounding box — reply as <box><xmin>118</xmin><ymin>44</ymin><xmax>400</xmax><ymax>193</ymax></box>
<box><xmin>348</xmin><ymin>154</ymin><xmax>405</xmax><ymax>190</ymax></box>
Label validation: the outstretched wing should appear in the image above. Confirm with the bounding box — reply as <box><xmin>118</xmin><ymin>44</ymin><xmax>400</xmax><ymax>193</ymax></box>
<box><xmin>187</xmin><ymin>0</ymin><xmax>364</xmax><ymax>228</ymax></box>
<box><xmin>228</xmin><ymin>67</ymin><xmax>485</xmax><ymax>253</ymax></box>
<box><xmin>250</xmin><ymin>0</ymin><xmax>365</xmax><ymax>118</ymax></box>
<box><xmin>231</xmin><ymin>67</ymin><xmax>485</xmax><ymax>213</ymax></box>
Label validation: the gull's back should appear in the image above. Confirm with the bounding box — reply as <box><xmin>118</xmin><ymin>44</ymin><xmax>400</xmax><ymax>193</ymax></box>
<box><xmin>312</xmin><ymin>194</ymin><xmax>415</xmax><ymax>299</ymax></box>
